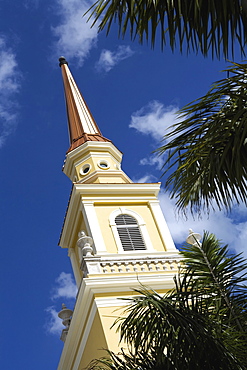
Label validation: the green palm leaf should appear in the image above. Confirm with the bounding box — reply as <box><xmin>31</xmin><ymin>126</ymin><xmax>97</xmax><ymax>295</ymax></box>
<box><xmin>159</xmin><ymin>61</ymin><xmax>247</xmax><ymax>213</ymax></box>
<box><xmin>181</xmin><ymin>232</ymin><xmax>247</xmax><ymax>365</ymax></box>
<box><xmin>88</xmin><ymin>0</ymin><xmax>247</xmax><ymax>58</ymax></box>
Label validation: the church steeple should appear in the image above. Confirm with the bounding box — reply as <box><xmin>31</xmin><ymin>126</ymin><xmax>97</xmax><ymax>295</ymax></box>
<box><xmin>59</xmin><ymin>57</ymin><xmax>131</xmax><ymax>184</ymax></box>
<box><xmin>59</xmin><ymin>56</ymin><xmax>111</xmax><ymax>153</ymax></box>
<box><xmin>57</xmin><ymin>58</ymin><xmax>179</xmax><ymax>370</ymax></box>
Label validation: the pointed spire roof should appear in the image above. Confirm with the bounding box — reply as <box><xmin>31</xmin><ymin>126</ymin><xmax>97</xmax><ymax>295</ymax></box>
<box><xmin>59</xmin><ymin>57</ymin><xmax>111</xmax><ymax>152</ymax></box>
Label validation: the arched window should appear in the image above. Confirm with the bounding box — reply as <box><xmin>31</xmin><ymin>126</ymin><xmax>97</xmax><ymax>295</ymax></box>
<box><xmin>109</xmin><ymin>208</ymin><xmax>154</xmax><ymax>253</ymax></box>
<box><xmin>115</xmin><ymin>214</ymin><xmax>146</xmax><ymax>251</ymax></box>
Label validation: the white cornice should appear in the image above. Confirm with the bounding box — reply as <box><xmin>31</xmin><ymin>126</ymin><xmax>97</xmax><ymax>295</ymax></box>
<box><xmin>90</xmin><ymin>251</ymin><xmax>180</xmax><ymax>259</ymax></box>
<box><xmin>74</xmin><ymin>182</ymin><xmax>161</xmax><ymax>196</ymax></box>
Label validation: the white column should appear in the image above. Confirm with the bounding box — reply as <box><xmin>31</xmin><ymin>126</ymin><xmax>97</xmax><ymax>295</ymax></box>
<box><xmin>81</xmin><ymin>201</ymin><xmax>107</xmax><ymax>253</ymax></box>
<box><xmin>72</xmin><ymin>302</ymin><xmax>97</xmax><ymax>370</ymax></box>
<box><xmin>148</xmin><ymin>200</ymin><xmax>177</xmax><ymax>252</ymax></box>
<box><xmin>68</xmin><ymin>248</ymin><xmax>81</xmax><ymax>288</ymax></box>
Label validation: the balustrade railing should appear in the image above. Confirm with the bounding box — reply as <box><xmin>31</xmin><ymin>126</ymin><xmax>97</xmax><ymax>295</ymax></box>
<box><xmin>81</xmin><ymin>255</ymin><xmax>181</xmax><ymax>277</ymax></box>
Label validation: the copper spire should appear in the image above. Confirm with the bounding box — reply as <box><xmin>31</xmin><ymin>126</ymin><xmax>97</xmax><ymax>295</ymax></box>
<box><xmin>59</xmin><ymin>57</ymin><xmax>111</xmax><ymax>152</ymax></box>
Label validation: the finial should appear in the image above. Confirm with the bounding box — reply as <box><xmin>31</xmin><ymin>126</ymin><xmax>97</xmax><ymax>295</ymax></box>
<box><xmin>59</xmin><ymin>56</ymin><xmax>68</xmax><ymax>67</ymax></box>
<box><xmin>77</xmin><ymin>231</ymin><xmax>94</xmax><ymax>257</ymax></box>
<box><xmin>58</xmin><ymin>303</ymin><xmax>74</xmax><ymax>343</ymax></box>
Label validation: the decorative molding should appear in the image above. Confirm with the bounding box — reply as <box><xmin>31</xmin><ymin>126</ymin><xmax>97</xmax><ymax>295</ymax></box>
<box><xmin>95</xmin><ymin>296</ymin><xmax>131</xmax><ymax>308</ymax></box>
<box><xmin>77</xmin><ymin>231</ymin><xmax>94</xmax><ymax>257</ymax></box>
<box><xmin>80</xmin><ymin>254</ymin><xmax>181</xmax><ymax>277</ymax></box>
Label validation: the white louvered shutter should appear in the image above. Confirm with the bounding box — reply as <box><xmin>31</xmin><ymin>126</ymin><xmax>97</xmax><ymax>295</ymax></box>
<box><xmin>115</xmin><ymin>214</ymin><xmax>146</xmax><ymax>251</ymax></box>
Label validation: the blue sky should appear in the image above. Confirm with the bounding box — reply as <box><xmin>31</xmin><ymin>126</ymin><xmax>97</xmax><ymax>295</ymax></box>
<box><xmin>0</xmin><ymin>0</ymin><xmax>246</xmax><ymax>369</ymax></box>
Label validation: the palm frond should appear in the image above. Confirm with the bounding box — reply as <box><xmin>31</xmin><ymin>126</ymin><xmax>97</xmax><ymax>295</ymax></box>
<box><xmin>113</xmin><ymin>285</ymin><xmax>243</xmax><ymax>369</ymax></box>
<box><xmin>159</xmin><ymin>61</ymin><xmax>247</xmax><ymax>214</ymax></box>
<box><xmin>87</xmin><ymin>0</ymin><xmax>247</xmax><ymax>58</ymax></box>
<box><xmin>180</xmin><ymin>231</ymin><xmax>247</xmax><ymax>363</ymax></box>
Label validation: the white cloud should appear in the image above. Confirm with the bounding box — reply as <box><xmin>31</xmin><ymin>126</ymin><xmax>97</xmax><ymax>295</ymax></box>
<box><xmin>130</xmin><ymin>101</ymin><xmax>181</xmax><ymax>141</ymax></box>
<box><xmin>132</xmin><ymin>174</ymin><xmax>158</xmax><ymax>183</ymax></box>
<box><xmin>45</xmin><ymin>306</ymin><xmax>64</xmax><ymax>335</ymax></box>
<box><xmin>95</xmin><ymin>46</ymin><xmax>134</xmax><ymax>72</ymax></box>
<box><xmin>158</xmin><ymin>191</ymin><xmax>247</xmax><ymax>259</ymax></box>
<box><xmin>51</xmin><ymin>272</ymin><xmax>77</xmax><ymax>300</ymax></box>
<box><xmin>0</xmin><ymin>38</ymin><xmax>20</xmax><ymax>148</ymax></box>
<box><xmin>46</xmin><ymin>272</ymin><xmax>77</xmax><ymax>335</ymax></box>
<box><xmin>52</xmin><ymin>0</ymin><xmax>98</xmax><ymax>66</ymax></box>
<box><xmin>140</xmin><ymin>154</ymin><xmax>164</xmax><ymax>170</ymax></box>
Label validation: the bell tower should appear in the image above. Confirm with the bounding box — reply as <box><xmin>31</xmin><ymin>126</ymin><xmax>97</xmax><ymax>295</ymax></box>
<box><xmin>57</xmin><ymin>57</ymin><xmax>180</xmax><ymax>370</ymax></box>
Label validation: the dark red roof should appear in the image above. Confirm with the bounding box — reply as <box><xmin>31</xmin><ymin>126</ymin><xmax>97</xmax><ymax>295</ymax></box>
<box><xmin>67</xmin><ymin>133</ymin><xmax>112</xmax><ymax>153</ymax></box>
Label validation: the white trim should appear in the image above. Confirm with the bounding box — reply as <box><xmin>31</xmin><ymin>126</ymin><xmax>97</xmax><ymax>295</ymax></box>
<box><xmin>95</xmin><ymin>296</ymin><xmax>132</xmax><ymax>308</ymax></box>
<box><xmin>79</xmin><ymin>163</ymin><xmax>91</xmax><ymax>176</ymax></box>
<box><xmin>109</xmin><ymin>207</ymin><xmax>155</xmax><ymax>253</ymax></box>
<box><xmin>148</xmin><ymin>200</ymin><xmax>177</xmax><ymax>252</ymax></box>
<box><xmin>68</xmin><ymin>248</ymin><xmax>81</xmax><ymax>288</ymax></box>
<box><xmin>81</xmin><ymin>201</ymin><xmax>107</xmax><ymax>253</ymax></box>
<box><xmin>78</xmin><ymin>170</ymin><xmax>132</xmax><ymax>184</ymax></box>
<box><xmin>72</xmin><ymin>302</ymin><xmax>97</xmax><ymax>370</ymax></box>
<box><xmin>97</xmin><ymin>159</ymin><xmax>110</xmax><ymax>169</ymax></box>
<box><xmin>85</xmin><ymin>273</ymin><xmax>178</xmax><ymax>295</ymax></box>
<box><xmin>75</xmin><ymin>182</ymin><xmax>161</xmax><ymax>196</ymax></box>
<box><xmin>109</xmin><ymin>208</ymin><xmax>144</xmax><ymax>225</ymax></box>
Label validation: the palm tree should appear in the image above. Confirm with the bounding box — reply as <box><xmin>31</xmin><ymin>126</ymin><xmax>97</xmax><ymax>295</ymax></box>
<box><xmin>87</xmin><ymin>232</ymin><xmax>247</xmax><ymax>370</ymax></box>
<box><xmin>88</xmin><ymin>0</ymin><xmax>247</xmax><ymax>59</ymax></box>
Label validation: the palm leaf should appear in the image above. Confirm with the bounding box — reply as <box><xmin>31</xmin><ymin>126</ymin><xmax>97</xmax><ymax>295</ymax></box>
<box><xmin>180</xmin><ymin>231</ymin><xmax>247</xmax><ymax>364</ymax></box>
<box><xmin>87</xmin><ymin>0</ymin><xmax>247</xmax><ymax>58</ymax></box>
<box><xmin>159</xmin><ymin>61</ymin><xmax>247</xmax><ymax>214</ymax></box>
<box><xmin>113</xmin><ymin>286</ymin><xmax>243</xmax><ymax>369</ymax></box>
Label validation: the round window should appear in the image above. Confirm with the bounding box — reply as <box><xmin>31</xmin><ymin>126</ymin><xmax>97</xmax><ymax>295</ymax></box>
<box><xmin>80</xmin><ymin>164</ymin><xmax>91</xmax><ymax>176</ymax></box>
<box><xmin>98</xmin><ymin>160</ymin><xmax>110</xmax><ymax>169</ymax></box>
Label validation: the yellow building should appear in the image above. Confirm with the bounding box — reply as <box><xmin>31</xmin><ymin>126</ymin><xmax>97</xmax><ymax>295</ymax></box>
<box><xmin>57</xmin><ymin>57</ymin><xmax>180</xmax><ymax>370</ymax></box>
